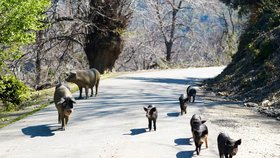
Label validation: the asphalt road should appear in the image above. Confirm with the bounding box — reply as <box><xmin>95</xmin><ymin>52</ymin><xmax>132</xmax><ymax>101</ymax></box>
<box><xmin>0</xmin><ymin>67</ymin><xmax>279</xmax><ymax>158</ymax></box>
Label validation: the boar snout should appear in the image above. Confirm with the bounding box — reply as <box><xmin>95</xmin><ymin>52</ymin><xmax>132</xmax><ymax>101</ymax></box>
<box><xmin>64</xmin><ymin>109</ymin><xmax>73</xmax><ymax>117</ymax></box>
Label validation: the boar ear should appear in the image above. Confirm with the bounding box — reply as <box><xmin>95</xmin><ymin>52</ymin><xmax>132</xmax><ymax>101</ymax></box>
<box><xmin>150</xmin><ymin>107</ymin><xmax>157</xmax><ymax>112</ymax></box>
<box><xmin>57</xmin><ymin>98</ymin><xmax>65</xmax><ymax>104</ymax></box>
<box><xmin>235</xmin><ymin>139</ymin><xmax>241</xmax><ymax>145</ymax></box>
<box><xmin>70</xmin><ymin>71</ymin><xmax>77</xmax><ymax>76</ymax></box>
<box><xmin>143</xmin><ymin>107</ymin><xmax>148</xmax><ymax>111</ymax></box>
<box><xmin>70</xmin><ymin>97</ymin><xmax>76</xmax><ymax>103</ymax></box>
<box><xmin>201</xmin><ymin>120</ymin><xmax>207</xmax><ymax>124</ymax></box>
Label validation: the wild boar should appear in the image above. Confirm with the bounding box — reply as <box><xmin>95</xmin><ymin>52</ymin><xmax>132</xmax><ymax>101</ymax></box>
<box><xmin>179</xmin><ymin>94</ymin><xmax>188</xmax><ymax>115</ymax></box>
<box><xmin>190</xmin><ymin>114</ymin><xmax>208</xmax><ymax>155</ymax></box>
<box><xmin>65</xmin><ymin>68</ymin><xmax>100</xmax><ymax>99</ymax></box>
<box><xmin>54</xmin><ymin>83</ymin><xmax>76</xmax><ymax>130</ymax></box>
<box><xmin>217</xmin><ymin>132</ymin><xmax>241</xmax><ymax>158</ymax></box>
<box><xmin>186</xmin><ymin>85</ymin><xmax>197</xmax><ymax>102</ymax></box>
<box><xmin>143</xmin><ymin>105</ymin><xmax>158</xmax><ymax>131</ymax></box>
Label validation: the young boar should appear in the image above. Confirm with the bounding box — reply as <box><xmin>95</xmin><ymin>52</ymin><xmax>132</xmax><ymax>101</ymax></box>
<box><xmin>186</xmin><ymin>85</ymin><xmax>197</xmax><ymax>102</ymax></box>
<box><xmin>217</xmin><ymin>132</ymin><xmax>241</xmax><ymax>158</ymax></box>
<box><xmin>143</xmin><ymin>105</ymin><xmax>158</xmax><ymax>131</ymax></box>
<box><xmin>190</xmin><ymin>114</ymin><xmax>208</xmax><ymax>155</ymax></box>
<box><xmin>179</xmin><ymin>94</ymin><xmax>188</xmax><ymax>115</ymax></box>
<box><xmin>65</xmin><ymin>68</ymin><xmax>100</xmax><ymax>99</ymax></box>
<box><xmin>54</xmin><ymin>83</ymin><xmax>76</xmax><ymax>130</ymax></box>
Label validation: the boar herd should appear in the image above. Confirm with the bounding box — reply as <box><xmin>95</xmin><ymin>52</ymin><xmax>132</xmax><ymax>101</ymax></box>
<box><xmin>54</xmin><ymin>68</ymin><xmax>100</xmax><ymax>130</ymax></box>
<box><xmin>53</xmin><ymin>69</ymin><xmax>241</xmax><ymax>157</ymax></box>
<box><xmin>180</xmin><ymin>85</ymin><xmax>241</xmax><ymax>157</ymax></box>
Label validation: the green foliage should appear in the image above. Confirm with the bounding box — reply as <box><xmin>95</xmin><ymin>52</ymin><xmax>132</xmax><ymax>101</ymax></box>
<box><xmin>0</xmin><ymin>0</ymin><xmax>51</xmax><ymax>72</ymax></box>
<box><xmin>0</xmin><ymin>75</ymin><xmax>31</xmax><ymax>111</ymax></box>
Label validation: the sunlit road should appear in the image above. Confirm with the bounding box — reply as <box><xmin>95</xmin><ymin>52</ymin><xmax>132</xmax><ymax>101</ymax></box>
<box><xmin>0</xmin><ymin>67</ymin><xmax>279</xmax><ymax>158</ymax></box>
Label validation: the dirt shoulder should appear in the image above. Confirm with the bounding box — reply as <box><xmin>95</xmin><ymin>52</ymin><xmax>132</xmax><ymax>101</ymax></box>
<box><xmin>198</xmin><ymin>89</ymin><xmax>280</xmax><ymax>158</ymax></box>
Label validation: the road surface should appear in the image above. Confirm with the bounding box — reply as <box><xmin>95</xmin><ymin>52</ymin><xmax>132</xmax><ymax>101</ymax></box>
<box><xmin>0</xmin><ymin>67</ymin><xmax>279</xmax><ymax>158</ymax></box>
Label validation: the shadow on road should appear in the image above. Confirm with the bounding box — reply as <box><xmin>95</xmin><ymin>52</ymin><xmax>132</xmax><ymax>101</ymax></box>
<box><xmin>176</xmin><ymin>150</ymin><xmax>194</xmax><ymax>158</ymax></box>
<box><xmin>116</xmin><ymin>77</ymin><xmax>203</xmax><ymax>85</ymax></box>
<box><xmin>167</xmin><ymin>112</ymin><xmax>180</xmax><ymax>117</ymax></box>
<box><xmin>123</xmin><ymin>128</ymin><xmax>147</xmax><ymax>136</ymax></box>
<box><xmin>22</xmin><ymin>124</ymin><xmax>59</xmax><ymax>138</ymax></box>
<box><xmin>174</xmin><ymin>138</ymin><xmax>192</xmax><ymax>146</ymax></box>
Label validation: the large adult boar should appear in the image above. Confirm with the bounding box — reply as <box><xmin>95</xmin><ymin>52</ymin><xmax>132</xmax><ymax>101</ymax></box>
<box><xmin>217</xmin><ymin>132</ymin><xmax>241</xmax><ymax>158</ymax></box>
<box><xmin>143</xmin><ymin>105</ymin><xmax>158</xmax><ymax>131</ymax></box>
<box><xmin>179</xmin><ymin>94</ymin><xmax>188</xmax><ymax>115</ymax></box>
<box><xmin>186</xmin><ymin>85</ymin><xmax>197</xmax><ymax>102</ymax></box>
<box><xmin>54</xmin><ymin>83</ymin><xmax>76</xmax><ymax>130</ymax></box>
<box><xmin>190</xmin><ymin>114</ymin><xmax>208</xmax><ymax>155</ymax></box>
<box><xmin>65</xmin><ymin>68</ymin><xmax>100</xmax><ymax>99</ymax></box>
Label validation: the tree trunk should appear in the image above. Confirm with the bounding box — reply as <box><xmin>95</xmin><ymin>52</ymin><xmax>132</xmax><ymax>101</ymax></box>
<box><xmin>84</xmin><ymin>33</ymin><xmax>123</xmax><ymax>74</ymax></box>
<box><xmin>165</xmin><ymin>41</ymin><xmax>173</xmax><ymax>62</ymax></box>
<box><xmin>84</xmin><ymin>0</ymin><xmax>131</xmax><ymax>74</ymax></box>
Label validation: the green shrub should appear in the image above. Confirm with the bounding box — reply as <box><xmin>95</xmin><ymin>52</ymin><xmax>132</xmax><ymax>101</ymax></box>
<box><xmin>0</xmin><ymin>75</ymin><xmax>31</xmax><ymax>111</ymax></box>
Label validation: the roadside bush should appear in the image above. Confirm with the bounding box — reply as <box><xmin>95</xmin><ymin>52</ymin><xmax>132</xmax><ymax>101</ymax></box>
<box><xmin>0</xmin><ymin>75</ymin><xmax>31</xmax><ymax>111</ymax></box>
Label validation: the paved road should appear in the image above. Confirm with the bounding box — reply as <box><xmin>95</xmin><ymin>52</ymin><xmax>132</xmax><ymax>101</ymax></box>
<box><xmin>0</xmin><ymin>67</ymin><xmax>279</xmax><ymax>158</ymax></box>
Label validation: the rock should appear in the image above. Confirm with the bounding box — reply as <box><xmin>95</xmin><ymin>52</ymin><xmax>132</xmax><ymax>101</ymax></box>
<box><xmin>244</xmin><ymin>102</ymin><xmax>258</xmax><ymax>107</ymax></box>
<box><xmin>261</xmin><ymin>100</ymin><xmax>274</xmax><ymax>107</ymax></box>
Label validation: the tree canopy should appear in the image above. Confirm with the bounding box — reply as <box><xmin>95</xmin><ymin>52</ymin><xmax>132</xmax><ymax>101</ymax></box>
<box><xmin>0</xmin><ymin>0</ymin><xmax>50</xmax><ymax>72</ymax></box>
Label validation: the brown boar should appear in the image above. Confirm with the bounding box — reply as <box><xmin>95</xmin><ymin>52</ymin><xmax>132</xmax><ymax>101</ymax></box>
<box><xmin>54</xmin><ymin>83</ymin><xmax>76</xmax><ymax>130</ymax></box>
<box><xmin>190</xmin><ymin>114</ymin><xmax>208</xmax><ymax>155</ymax></box>
<box><xmin>65</xmin><ymin>68</ymin><xmax>100</xmax><ymax>99</ymax></box>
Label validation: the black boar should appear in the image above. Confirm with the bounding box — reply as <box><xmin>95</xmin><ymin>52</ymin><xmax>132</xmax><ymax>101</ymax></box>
<box><xmin>54</xmin><ymin>83</ymin><xmax>76</xmax><ymax>130</ymax></box>
<box><xmin>143</xmin><ymin>105</ymin><xmax>158</xmax><ymax>131</ymax></box>
<box><xmin>190</xmin><ymin>114</ymin><xmax>208</xmax><ymax>155</ymax></box>
<box><xmin>65</xmin><ymin>68</ymin><xmax>100</xmax><ymax>99</ymax></box>
<box><xmin>186</xmin><ymin>85</ymin><xmax>196</xmax><ymax>102</ymax></box>
<box><xmin>179</xmin><ymin>94</ymin><xmax>188</xmax><ymax>115</ymax></box>
<box><xmin>217</xmin><ymin>132</ymin><xmax>241</xmax><ymax>158</ymax></box>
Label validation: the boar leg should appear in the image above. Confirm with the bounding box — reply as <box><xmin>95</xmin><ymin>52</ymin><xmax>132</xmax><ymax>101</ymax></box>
<box><xmin>192</xmin><ymin>96</ymin><xmax>195</xmax><ymax>102</ymax></box>
<box><xmin>205</xmin><ymin>134</ymin><xmax>208</xmax><ymax>148</ymax></box>
<box><xmin>95</xmin><ymin>79</ymin><xmax>99</xmax><ymax>97</ymax></box>
<box><xmin>61</xmin><ymin>115</ymin><xmax>66</xmax><ymax>131</ymax></box>
<box><xmin>78</xmin><ymin>86</ymin><xmax>83</xmax><ymax>99</ymax></box>
<box><xmin>148</xmin><ymin>119</ymin><xmax>152</xmax><ymax>131</ymax></box>
<box><xmin>85</xmin><ymin>86</ymin><xmax>89</xmax><ymax>99</ymax></box>
<box><xmin>195</xmin><ymin>142</ymin><xmax>200</xmax><ymax>155</ymax></box>
<box><xmin>65</xmin><ymin>116</ymin><xmax>69</xmax><ymax>125</ymax></box>
<box><xmin>90</xmin><ymin>87</ymin><xmax>94</xmax><ymax>97</ymax></box>
<box><xmin>153</xmin><ymin>119</ymin><xmax>156</xmax><ymax>131</ymax></box>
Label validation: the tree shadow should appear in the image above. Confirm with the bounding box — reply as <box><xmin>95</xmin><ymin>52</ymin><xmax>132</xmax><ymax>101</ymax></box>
<box><xmin>167</xmin><ymin>112</ymin><xmax>180</xmax><ymax>117</ymax></box>
<box><xmin>22</xmin><ymin>124</ymin><xmax>59</xmax><ymax>138</ymax></box>
<box><xmin>174</xmin><ymin>138</ymin><xmax>192</xmax><ymax>146</ymax></box>
<box><xmin>123</xmin><ymin>128</ymin><xmax>147</xmax><ymax>136</ymax></box>
<box><xmin>116</xmin><ymin>77</ymin><xmax>203</xmax><ymax>85</ymax></box>
<box><xmin>176</xmin><ymin>151</ymin><xmax>194</xmax><ymax>158</ymax></box>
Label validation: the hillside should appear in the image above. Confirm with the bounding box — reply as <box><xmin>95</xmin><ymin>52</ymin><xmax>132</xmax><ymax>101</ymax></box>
<box><xmin>205</xmin><ymin>27</ymin><xmax>280</xmax><ymax>118</ymax></box>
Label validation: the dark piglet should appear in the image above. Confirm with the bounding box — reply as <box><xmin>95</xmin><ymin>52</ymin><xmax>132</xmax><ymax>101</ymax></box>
<box><xmin>190</xmin><ymin>114</ymin><xmax>208</xmax><ymax>155</ymax></box>
<box><xmin>54</xmin><ymin>83</ymin><xmax>76</xmax><ymax>130</ymax></box>
<box><xmin>143</xmin><ymin>105</ymin><xmax>158</xmax><ymax>131</ymax></box>
<box><xmin>179</xmin><ymin>94</ymin><xmax>188</xmax><ymax>115</ymax></box>
<box><xmin>186</xmin><ymin>85</ymin><xmax>196</xmax><ymax>102</ymax></box>
<box><xmin>217</xmin><ymin>132</ymin><xmax>241</xmax><ymax>158</ymax></box>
